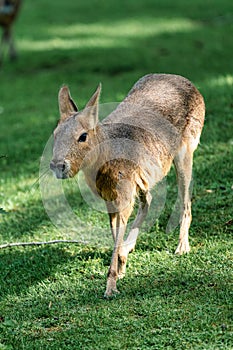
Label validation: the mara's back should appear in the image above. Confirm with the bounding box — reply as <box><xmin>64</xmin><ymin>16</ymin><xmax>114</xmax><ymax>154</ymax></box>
<box><xmin>104</xmin><ymin>74</ymin><xmax>205</xmax><ymax>139</ymax></box>
<box><xmin>102</xmin><ymin>74</ymin><xmax>205</xmax><ymax>179</ymax></box>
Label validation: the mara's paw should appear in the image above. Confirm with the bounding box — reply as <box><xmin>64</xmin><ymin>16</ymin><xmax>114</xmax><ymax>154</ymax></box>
<box><xmin>104</xmin><ymin>287</ymin><xmax>120</xmax><ymax>298</ymax></box>
<box><xmin>175</xmin><ymin>240</ymin><xmax>191</xmax><ymax>255</ymax></box>
<box><xmin>104</xmin><ymin>278</ymin><xmax>119</xmax><ymax>298</ymax></box>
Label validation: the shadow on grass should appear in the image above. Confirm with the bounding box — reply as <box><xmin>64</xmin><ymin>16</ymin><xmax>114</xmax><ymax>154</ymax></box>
<box><xmin>1</xmin><ymin>261</ymin><xmax>232</xmax><ymax>349</ymax></box>
<box><xmin>0</xmin><ymin>243</ymin><xmax>111</xmax><ymax>300</ymax></box>
<box><xmin>1</xmin><ymin>246</ymin><xmax>231</xmax><ymax>342</ymax></box>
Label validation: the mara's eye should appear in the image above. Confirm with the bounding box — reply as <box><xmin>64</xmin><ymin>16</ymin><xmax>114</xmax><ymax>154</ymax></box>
<box><xmin>78</xmin><ymin>132</ymin><xmax>88</xmax><ymax>143</ymax></box>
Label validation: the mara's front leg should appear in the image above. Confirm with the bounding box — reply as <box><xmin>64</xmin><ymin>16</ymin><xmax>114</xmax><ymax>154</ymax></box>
<box><xmin>105</xmin><ymin>179</ymin><xmax>136</xmax><ymax>297</ymax></box>
<box><xmin>105</xmin><ymin>212</ymin><xmax>127</xmax><ymax>297</ymax></box>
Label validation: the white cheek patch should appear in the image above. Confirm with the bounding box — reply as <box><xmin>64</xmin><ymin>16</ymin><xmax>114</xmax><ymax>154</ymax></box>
<box><xmin>64</xmin><ymin>159</ymin><xmax>71</xmax><ymax>171</ymax></box>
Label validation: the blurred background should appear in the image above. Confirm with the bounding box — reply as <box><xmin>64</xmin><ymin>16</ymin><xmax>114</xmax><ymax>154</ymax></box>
<box><xmin>1</xmin><ymin>0</ymin><xmax>233</xmax><ymax>175</ymax></box>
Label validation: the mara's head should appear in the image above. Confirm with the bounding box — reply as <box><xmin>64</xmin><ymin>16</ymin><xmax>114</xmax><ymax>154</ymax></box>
<box><xmin>50</xmin><ymin>84</ymin><xmax>102</xmax><ymax>179</ymax></box>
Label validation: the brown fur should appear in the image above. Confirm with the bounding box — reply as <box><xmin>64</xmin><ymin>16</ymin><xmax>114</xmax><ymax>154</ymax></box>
<box><xmin>0</xmin><ymin>0</ymin><xmax>21</xmax><ymax>63</ymax></box>
<box><xmin>50</xmin><ymin>74</ymin><xmax>205</xmax><ymax>297</ymax></box>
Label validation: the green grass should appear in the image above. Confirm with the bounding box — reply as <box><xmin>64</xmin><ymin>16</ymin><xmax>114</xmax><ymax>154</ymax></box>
<box><xmin>0</xmin><ymin>0</ymin><xmax>233</xmax><ymax>348</ymax></box>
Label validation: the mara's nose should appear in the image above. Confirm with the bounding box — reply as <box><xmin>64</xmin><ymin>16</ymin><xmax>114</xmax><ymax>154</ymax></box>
<box><xmin>50</xmin><ymin>160</ymin><xmax>68</xmax><ymax>179</ymax></box>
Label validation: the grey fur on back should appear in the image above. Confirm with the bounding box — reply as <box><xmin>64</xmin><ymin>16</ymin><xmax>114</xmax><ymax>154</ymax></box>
<box><xmin>105</xmin><ymin>74</ymin><xmax>204</xmax><ymax>132</ymax></box>
<box><xmin>101</xmin><ymin>74</ymin><xmax>204</xmax><ymax>187</ymax></box>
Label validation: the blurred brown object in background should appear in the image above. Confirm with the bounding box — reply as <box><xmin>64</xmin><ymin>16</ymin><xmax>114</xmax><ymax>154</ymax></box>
<box><xmin>0</xmin><ymin>0</ymin><xmax>21</xmax><ymax>64</ymax></box>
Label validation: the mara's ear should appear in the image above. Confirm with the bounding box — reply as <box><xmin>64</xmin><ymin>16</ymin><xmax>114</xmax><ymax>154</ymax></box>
<box><xmin>79</xmin><ymin>83</ymin><xmax>101</xmax><ymax>130</ymax></box>
<box><xmin>58</xmin><ymin>86</ymin><xmax>78</xmax><ymax>122</ymax></box>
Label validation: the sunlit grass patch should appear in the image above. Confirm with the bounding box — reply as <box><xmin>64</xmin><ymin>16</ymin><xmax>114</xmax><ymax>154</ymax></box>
<box><xmin>204</xmin><ymin>74</ymin><xmax>233</xmax><ymax>88</ymax></box>
<box><xmin>48</xmin><ymin>17</ymin><xmax>200</xmax><ymax>38</ymax></box>
<box><xmin>18</xmin><ymin>37</ymin><xmax>121</xmax><ymax>51</ymax></box>
<box><xmin>18</xmin><ymin>18</ymin><xmax>201</xmax><ymax>52</ymax></box>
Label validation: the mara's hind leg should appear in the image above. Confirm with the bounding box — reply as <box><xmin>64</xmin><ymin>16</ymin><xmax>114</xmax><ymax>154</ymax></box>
<box><xmin>118</xmin><ymin>191</ymin><xmax>152</xmax><ymax>278</ymax></box>
<box><xmin>174</xmin><ymin>143</ymin><xmax>194</xmax><ymax>254</ymax></box>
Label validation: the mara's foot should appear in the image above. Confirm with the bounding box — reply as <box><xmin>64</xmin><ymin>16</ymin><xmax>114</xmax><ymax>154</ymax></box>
<box><xmin>175</xmin><ymin>240</ymin><xmax>190</xmax><ymax>255</ymax></box>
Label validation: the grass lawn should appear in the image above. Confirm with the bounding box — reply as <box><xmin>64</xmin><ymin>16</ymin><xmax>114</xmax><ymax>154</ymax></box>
<box><xmin>0</xmin><ymin>0</ymin><xmax>233</xmax><ymax>349</ymax></box>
